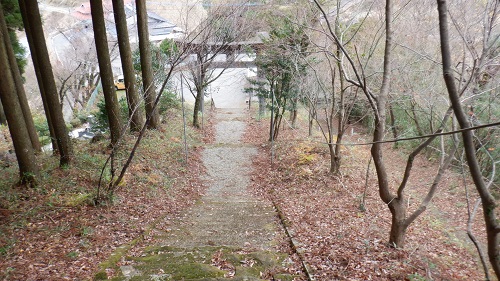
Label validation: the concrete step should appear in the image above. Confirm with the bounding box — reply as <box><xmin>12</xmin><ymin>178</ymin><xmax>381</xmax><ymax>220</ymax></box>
<box><xmin>111</xmin><ymin>245</ymin><xmax>297</xmax><ymax>281</ymax></box>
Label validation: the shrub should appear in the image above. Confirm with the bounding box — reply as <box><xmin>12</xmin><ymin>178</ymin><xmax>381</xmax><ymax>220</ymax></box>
<box><xmin>94</xmin><ymin>97</ymin><xmax>129</xmax><ymax>132</ymax></box>
<box><xmin>32</xmin><ymin>114</ymin><xmax>51</xmax><ymax>146</ymax></box>
<box><xmin>159</xmin><ymin>91</ymin><xmax>181</xmax><ymax>114</ymax></box>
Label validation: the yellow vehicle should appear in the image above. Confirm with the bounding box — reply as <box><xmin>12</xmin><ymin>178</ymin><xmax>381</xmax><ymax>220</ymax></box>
<box><xmin>114</xmin><ymin>76</ymin><xmax>125</xmax><ymax>90</ymax></box>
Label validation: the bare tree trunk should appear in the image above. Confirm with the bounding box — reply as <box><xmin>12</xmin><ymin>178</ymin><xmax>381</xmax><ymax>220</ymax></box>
<box><xmin>290</xmin><ymin>109</ymin><xmax>297</xmax><ymax>128</ymax></box>
<box><xmin>388</xmin><ymin>200</ymin><xmax>407</xmax><ymax>247</ymax></box>
<box><xmin>269</xmin><ymin>83</ymin><xmax>275</xmax><ymax>142</ymax></box>
<box><xmin>112</xmin><ymin>0</ymin><xmax>144</xmax><ymax>131</ymax></box>
<box><xmin>328</xmin><ymin>69</ymin><xmax>339</xmax><ymax>174</ymax></box>
<box><xmin>0</xmin><ymin>100</ymin><xmax>6</xmax><ymax>125</ymax></box>
<box><xmin>136</xmin><ymin>0</ymin><xmax>160</xmax><ymax>129</ymax></box>
<box><xmin>369</xmin><ymin>0</ymin><xmax>407</xmax><ymax>247</ymax></box>
<box><xmin>436</xmin><ymin>0</ymin><xmax>500</xmax><ymax>277</ymax></box>
<box><xmin>290</xmin><ymin>97</ymin><xmax>298</xmax><ymax>128</ymax></box>
<box><xmin>333</xmin><ymin>23</ymin><xmax>345</xmax><ymax>174</ymax></box>
<box><xmin>308</xmin><ymin>107</ymin><xmax>314</xmax><ymax>137</ymax></box>
<box><xmin>0</xmin><ymin>11</ymin><xmax>38</xmax><ymax>184</ymax></box>
<box><xmin>334</xmin><ymin>133</ymin><xmax>343</xmax><ymax>174</ymax></box>
<box><xmin>192</xmin><ymin>54</ymin><xmax>205</xmax><ymax>128</ymax></box>
<box><xmin>90</xmin><ymin>0</ymin><xmax>123</xmax><ymax>147</ymax></box>
<box><xmin>273</xmin><ymin>105</ymin><xmax>285</xmax><ymax>140</ymax></box>
<box><xmin>0</xmin><ymin>8</ymin><xmax>41</xmax><ymax>152</ymax></box>
<box><xmin>328</xmin><ymin>143</ymin><xmax>338</xmax><ymax>174</ymax></box>
<box><xmin>410</xmin><ymin>99</ymin><xmax>424</xmax><ymax>136</ymax></box>
<box><xmin>19</xmin><ymin>0</ymin><xmax>58</xmax><ymax>153</ymax></box>
<box><xmin>388</xmin><ymin>103</ymin><xmax>398</xmax><ymax>147</ymax></box>
<box><xmin>193</xmin><ymin>89</ymin><xmax>203</xmax><ymax>128</ymax></box>
<box><xmin>21</xmin><ymin>0</ymin><xmax>73</xmax><ymax>165</ymax></box>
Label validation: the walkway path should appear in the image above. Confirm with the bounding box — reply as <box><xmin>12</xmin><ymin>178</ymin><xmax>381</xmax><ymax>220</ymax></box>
<box><xmin>115</xmin><ymin>108</ymin><xmax>298</xmax><ymax>280</ymax></box>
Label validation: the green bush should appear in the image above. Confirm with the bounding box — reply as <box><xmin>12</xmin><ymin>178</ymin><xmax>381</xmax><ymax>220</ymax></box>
<box><xmin>159</xmin><ymin>91</ymin><xmax>181</xmax><ymax>114</ymax></box>
<box><xmin>32</xmin><ymin>114</ymin><xmax>51</xmax><ymax>146</ymax></box>
<box><xmin>94</xmin><ymin>97</ymin><xmax>129</xmax><ymax>132</ymax></box>
<box><xmin>69</xmin><ymin>118</ymin><xmax>82</xmax><ymax>129</ymax></box>
<box><xmin>348</xmin><ymin>99</ymin><xmax>373</xmax><ymax>130</ymax></box>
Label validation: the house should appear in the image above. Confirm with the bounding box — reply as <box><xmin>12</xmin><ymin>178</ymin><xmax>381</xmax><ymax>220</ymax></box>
<box><xmin>72</xmin><ymin>1</ymin><xmax>183</xmax><ymax>42</ymax></box>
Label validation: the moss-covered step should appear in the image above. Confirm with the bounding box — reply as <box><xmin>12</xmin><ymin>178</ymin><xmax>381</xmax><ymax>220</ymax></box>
<box><xmin>105</xmin><ymin>246</ymin><xmax>295</xmax><ymax>281</ymax></box>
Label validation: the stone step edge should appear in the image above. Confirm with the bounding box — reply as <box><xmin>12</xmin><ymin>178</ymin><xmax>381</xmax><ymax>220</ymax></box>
<box><xmin>272</xmin><ymin>200</ymin><xmax>316</xmax><ymax>281</ymax></box>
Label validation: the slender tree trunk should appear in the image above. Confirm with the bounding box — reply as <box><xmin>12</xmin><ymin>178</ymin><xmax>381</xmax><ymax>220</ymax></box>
<box><xmin>332</xmin><ymin>36</ymin><xmax>345</xmax><ymax>174</ymax></box>
<box><xmin>113</xmin><ymin>0</ymin><xmax>143</xmax><ymax>131</ymax></box>
<box><xmin>0</xmin><ymin>100</ymin><xmax>6</xmax><ymax>125</ymax></box>
<box><xmin>21</xmin><ymin>0</ymin><xmax>73</xmax><ymax>165</ymax></box>
<box><xmin>290</xmin><ymin>108</ymin><xmax>297</xmax><ymax>128</ymax></box>
<box><xmin>437</xmin><ymin>0</ymin><xmax>500</xmax><ymax>277</ymax></box>
<box><xmin>273</xmin><ymin>105</ymin><xmax>286</xmax><ymax>140</ymax></box>
<box><xmin>0</xmin><ymin>6</ymin><xmax>41</xmax><ymax>152</ymax></box>
<box><xmin>328</xmin><ymin>143</ymin><xmax>338</xmax><ymax>174</ymax></box>
<box><xmin>91</xmin><ymin>0</ymin><xmax>123</xmax><ymax>146</ymax></box>
<box><xmin>193</xmin><ymin>89</ymin><xmax>203</xmax><ymax>128</ymax></box>
<box><xmin>0</xmin><ymin>13</ymin><xmax>38</xmax><ymax>184</ymax></box>
<box><xmin>136</xmin><ymin>0</ymin><xmax>160</xmax><ymax>129</ymax></box>
<box><xmin>192</xmin><ymin>55</ymin><xmax>205</xmax><ymax>128</ymax></box>
<box><xmin>388</xmin><ymin>103</ymin><xmax>398</xmax><ymax>147</ymax></box>
<box><xmin>410</xmin><ymin>99</ymin><xmax>424</xmax><ymax>136</ymax></box>
<box><xmin>327</xmin><ymin>71</ymin><xmax>338</xmax><ymax>174</ymax></box>
<box><xmin>18</xmin><ymin>0</ymin><xmax>58</xmax><ymax>154</ymax></box>
<box><xmin>290</xmin><ymin>97</ymin><xmax>298</xmax><ymax>128</ymax></box>
<box><xmin>269</xmin><ymin>83</ymin><xmax>275</xmax><ymax>142</ymax></box>
<box><xmin>308</xmin><ymin>106</ymin><xmax>314</xmax><ymax>137</ymax></box>
<box><xmin>369</xmin><ymin>0</ymin><xmax>406</xmax><ymax>247</ymax></box>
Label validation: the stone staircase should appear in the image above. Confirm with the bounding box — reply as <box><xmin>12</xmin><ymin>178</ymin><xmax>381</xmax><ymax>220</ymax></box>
<box><xmin>98</xmin><ymin>109</ymin><xmax>300</xmax><ymax>281</ymax></box>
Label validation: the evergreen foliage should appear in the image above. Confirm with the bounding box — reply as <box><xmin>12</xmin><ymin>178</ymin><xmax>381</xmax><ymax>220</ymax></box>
<box><xmin>1</xmin><ymin>0</ymin><xmax>26</xmax><ymax>74</ymax></box>
<box><xmin>245</xmin><ymin>17</ymin><xmax>309</xmax><ymax>140</ymax></box>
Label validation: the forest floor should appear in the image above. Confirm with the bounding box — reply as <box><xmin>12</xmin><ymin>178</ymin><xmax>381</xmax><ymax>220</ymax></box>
<box><xmin>244</xmin><ymin>113</ymin><xmax>487</xmax><ymax>280</ymax></box>
<box><xmin>0</xmin><ymin>111</ymin><xmax>210</xmax><ymax>280</ymax></box>
<box><xmin>0</xmin><ymin>106</ymin><xmax>489</xmax><ymax>280</ymax></box>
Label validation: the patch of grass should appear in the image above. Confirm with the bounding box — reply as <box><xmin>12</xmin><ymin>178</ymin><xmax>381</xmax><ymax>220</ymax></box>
<box><xmin>428</xmin><ymin>217</ymin><xmax>444</xmax><ymax>229</ymax></box>
<box><xmin>67</xmin><ymin>251</ymin><xmax>79</xmax><ymax>259</ymax></box>
<box><xmin>64</xmin><ymin>193</ymin><xmax>94</xmax><ymax>207</ymax></box>
<box><xmin>81</xmin><ymin>226</ymin><xmax>94</xmax><ymax>237</ymax></box>
<box><xmin>79</xmin><ymin>153</ymin><xmax>105</xmax><ymax>167</ymax></box>
<box><xmin>407</xmin><ymin>272</ymin><xmax>427</xmax><ymax>281</ymax></box>
<box><xmin>0</xmin><ymin>237</ymin><xmax>16</xmax><ymax>257</ymax></box>
<box><xmin>93</xmin><ymin>271</ymin><xmax>108</xmax><ymax>280</ymax></box>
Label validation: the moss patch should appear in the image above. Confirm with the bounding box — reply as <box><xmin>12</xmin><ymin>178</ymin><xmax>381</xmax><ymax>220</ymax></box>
<box><xmin>115</xmin><ymin>246</ymin><xmax>291</xmax><ymax>280</ymax></box>
<box><xmin>126</xmin><ymin>262</ymin><xmax>225</xmax><ymax>279</ymax></box>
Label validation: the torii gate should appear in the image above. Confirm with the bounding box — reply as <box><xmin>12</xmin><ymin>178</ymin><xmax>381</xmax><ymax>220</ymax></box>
<box><xmin>173</xmin><ymin>36</ymin><xmax>266</xmax><ymax>69</ymax></box>
<box><xmin>173</xmin><ymin>34</ymin><xmax>268</xmax><ymax>112</ymax></box>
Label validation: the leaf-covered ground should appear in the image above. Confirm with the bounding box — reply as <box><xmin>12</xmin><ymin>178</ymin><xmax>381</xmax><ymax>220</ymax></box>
<box><xmin>0</xmin><ymin>108</ymin><xmax>489</xmax><ymax>280</ymax></box>
<box><xmin>244</xmin><ymin>113</ymin><xmax>486</xmax><ymax>280</ymax></box>
<box><xmin>0</xmin><ymin>112</ymin><xmax>209</xmax><ymax>280</ymax></box>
